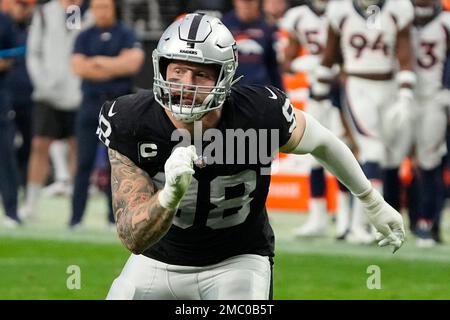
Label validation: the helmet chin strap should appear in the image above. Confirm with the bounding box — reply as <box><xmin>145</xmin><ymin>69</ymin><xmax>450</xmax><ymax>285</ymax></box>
<box><xmin>230</xmin><ymin>75</ymin><xmax>244</xmax><ymax>86</ymax></box>
<box><xmin>170</xmin><ymin>104</ymin><xmax>206</xmax><ymax>123</ymax></box>
<box><xmin>173</xmin><ymin>115</ymin><xmax>202</xmax><ymax>123</ymax></box>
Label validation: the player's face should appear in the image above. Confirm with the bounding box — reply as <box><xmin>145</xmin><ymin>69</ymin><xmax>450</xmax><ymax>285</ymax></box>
<box><xmin>166</xmin><ymin>61</ymin><xmax>219</xmax><ymax>106</ymax></box>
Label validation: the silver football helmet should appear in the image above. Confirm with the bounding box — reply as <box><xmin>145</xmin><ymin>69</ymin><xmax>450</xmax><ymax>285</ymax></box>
<box><xmin>152</xmin><ymin>13</ymin><xmax>238</xmax><ymax>123</ymax></box>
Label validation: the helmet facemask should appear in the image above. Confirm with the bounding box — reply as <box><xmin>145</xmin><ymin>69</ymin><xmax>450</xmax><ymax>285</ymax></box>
<box><xmin>153</xmin><ymin>56</ymin><xmax>235</xmax><ymax>123</ymax></box>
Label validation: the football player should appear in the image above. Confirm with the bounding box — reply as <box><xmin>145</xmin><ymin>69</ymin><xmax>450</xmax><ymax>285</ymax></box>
<box><xmin>315</xmin><ymin>0</ymin><xmax>416</xmax><ymax>243</ymax></box>
<box><xmin>409</xmin><ymin>0</ymin><xmax>449</xmax><ymax>246</ymax></box>
<box><xmin>100</xmin><ymin>14</ymin><xmax>405</xmax><ymax>300</ymax></box>
<box><xmin>281</xmin><ymin>0</ymin><xmax>355</xmax><ymax>239</ymax></box>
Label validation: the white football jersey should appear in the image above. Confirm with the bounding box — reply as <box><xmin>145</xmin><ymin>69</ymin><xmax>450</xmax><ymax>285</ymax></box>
<box><xmin>327</xmin><ymin>0</ymin><xmax>414</xmax><ymax>74</ymax></box>
<box><xmin>280</xmin><ymin>4</ymin><xmax>329</xmax><ymax>58</ymax></box>
<box><xmin>412</xmin><ymin>11</ymin><xmax>450</xmax><ymax>97</ymax></box>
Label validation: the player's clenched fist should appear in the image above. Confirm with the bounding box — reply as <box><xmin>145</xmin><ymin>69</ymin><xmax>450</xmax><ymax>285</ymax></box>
<box><xmin>358</xmin><ymin>188</ymin><xmax>405</xmax><ymax>253</ymax></box>
<box><xmin>158</xmin><ymin>146</ymin><xmax>198</xmax><ymax>210</ymax></box>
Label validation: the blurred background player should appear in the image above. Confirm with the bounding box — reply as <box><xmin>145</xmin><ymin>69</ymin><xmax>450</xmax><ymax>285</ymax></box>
<box><xmin>317</xmin><ymin>0</ymin><xmax>416</xmax><ymax>243</ymax></box>
<box><xmin>263</xmin><ymin>0</ymin><xmax>289</xmax><ymax>27</ymax></box>
<box><xmin>6</xmin><ymin>0</ymin><xmax>36</xmax><ymax>193</ymax></box>
<box><xmin>222</xmin><ymin>0</ymin><xmax>284</xmax><ymax>89</ymax></box>
<box><xmin>281</xmin><ymin>0</ymin><xmax>355</xmax><ymax>239</ymax></box>
<box><xmin>0</xmin><ymin>9</ymin><xmax>20</xmax><ymax>227</ymax></box>
<box><xmin>20</xmin><ymin>0</ymin><xmax>91</xmax><ymax>220</ymax></box>
<box><xmin>409</xmin><ymin>0</ymin><xmax>449</xmax><ymax>246</ymax></box>
<box><xmin>69</xmin><ymin>0</ymin><xmax>144</xmax><ymax>229</ymax></box>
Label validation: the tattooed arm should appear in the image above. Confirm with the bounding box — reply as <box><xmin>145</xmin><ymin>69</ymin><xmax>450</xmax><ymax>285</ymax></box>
<box><xmin>109</xmin><ymin>149</ymin><xmax>176</xmax><ymax>254</ymax></box>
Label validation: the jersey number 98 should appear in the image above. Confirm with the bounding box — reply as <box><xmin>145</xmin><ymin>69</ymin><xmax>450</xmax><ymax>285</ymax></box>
<box><xmin>153</xmin><ymin>170</ymin><xmax>257</xmax><ymax>229</ymax></box>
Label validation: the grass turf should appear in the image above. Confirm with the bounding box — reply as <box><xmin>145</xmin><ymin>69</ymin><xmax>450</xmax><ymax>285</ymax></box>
<box><xmin>1</xmin><ymin>195</ymin><xmax>449</xmax><ymax>299</ymax></box>
<box><xmin>0</xmin><ymin>238</ymin><xmax>128</xmax><ymax>299</ymax></box>
<box><xmin>273</xmin><ymin>251</ymin><xmax>450</xmax><ymax>299</ymax></box>
<box><xmin>1</xmin><ymin>237</ymin><xmax>450</xmax><ymax>299</ymax></box>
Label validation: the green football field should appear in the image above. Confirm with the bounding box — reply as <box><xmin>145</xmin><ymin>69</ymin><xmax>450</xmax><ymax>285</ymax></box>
<box><xmin>1</xmin><ymin>194</ymin><xmax>450</xmax><ymax>300</ymax></box>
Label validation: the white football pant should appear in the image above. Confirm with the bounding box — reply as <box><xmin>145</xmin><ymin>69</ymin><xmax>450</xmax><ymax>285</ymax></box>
<box><xmin>106</xmin><ymin>253</ymin><xmax>272</xmax><ymax>300</ymax></box>
<box><xmin>343</xmin><ymin>76</ymin><xmax>412</xmax><ymax>168</ymax></box>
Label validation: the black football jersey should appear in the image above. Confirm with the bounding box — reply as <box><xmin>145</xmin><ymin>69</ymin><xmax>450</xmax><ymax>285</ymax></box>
<box><xmin>97</xmin><ymin>85</ymin><xmax>297</xmax><ymax>266</ymax></box>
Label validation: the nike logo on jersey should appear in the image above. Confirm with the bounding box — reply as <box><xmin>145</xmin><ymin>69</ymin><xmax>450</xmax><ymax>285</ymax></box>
<box><xmin>108</xmin><ymin>101</ymin><xmax>117</xmax><ymax>117</ymax></box>
<box><xmin>265</xmin><ymin>87</ymin><xmax>277</xmax><ymax>100</ymax></box>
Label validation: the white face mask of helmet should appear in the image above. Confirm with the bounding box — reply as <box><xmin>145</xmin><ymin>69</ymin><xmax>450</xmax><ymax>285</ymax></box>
<box><xmin>413</xmin><ymin>0</ymin><xmax>441</xmax><ymax>19</ymax></box>
<box><xmin>152</xmin><ymin>13</ymin><xmax>238</xmax><ymax>123</ymax></box>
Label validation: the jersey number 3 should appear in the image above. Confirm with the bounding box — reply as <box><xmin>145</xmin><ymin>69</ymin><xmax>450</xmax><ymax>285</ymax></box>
<box><xmin>417</xmin><ymin>42</ymin><xmax>437</xmax><ymax>69</ymax></box>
